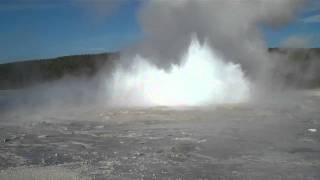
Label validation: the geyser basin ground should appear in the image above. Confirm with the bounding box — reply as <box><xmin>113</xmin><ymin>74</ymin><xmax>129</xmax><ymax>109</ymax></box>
<box><xmin>1</xmin><ymin>90</ymin><xmax>320</xmax><ymax>179</ymax></box>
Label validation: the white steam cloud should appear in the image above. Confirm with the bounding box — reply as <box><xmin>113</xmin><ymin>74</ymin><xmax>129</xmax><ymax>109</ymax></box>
<box><xmin>105</xmin><ymin>0</ymin><xmax>306</xmax><ymax>107</ymax></box>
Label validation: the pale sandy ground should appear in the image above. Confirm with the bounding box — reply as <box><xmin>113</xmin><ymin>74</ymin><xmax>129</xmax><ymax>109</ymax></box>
<box><xmin>0</xmin><ymin>89</ymin><xmax>320</xmax><ymax>180</ymax></box>
<box><xmin>0</xmin><ymin>165</ymin><xmax>90</xmax><ymax>180</ymax></box>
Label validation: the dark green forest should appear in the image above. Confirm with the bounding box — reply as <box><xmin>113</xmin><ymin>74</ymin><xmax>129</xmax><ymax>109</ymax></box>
<box><xmin>0</xmin><ymin>53</ymin><xmax>119</xmax><ymax>89</ymax></box>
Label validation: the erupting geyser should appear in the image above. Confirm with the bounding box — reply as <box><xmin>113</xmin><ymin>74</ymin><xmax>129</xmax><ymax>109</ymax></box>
<box><xmin>104</xmin><ymin>0</ymin><xmax>307</xmax><ymax>107</ymax></box>
<box><xmin>108</xmin><ymin>38</ymin><xmax>251</xmax><ymax>107</ymax></box>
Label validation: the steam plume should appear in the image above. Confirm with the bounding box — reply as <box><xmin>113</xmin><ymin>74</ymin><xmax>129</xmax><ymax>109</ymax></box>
<box><xmin>137</xmin><ymin>0</ymin><xmax>306</xmax><ymax>79</ymax></box>
<box><xmin>106</xmin><ymin>0</ymin><xmax>307</xmax><ymax>106</ymax></box>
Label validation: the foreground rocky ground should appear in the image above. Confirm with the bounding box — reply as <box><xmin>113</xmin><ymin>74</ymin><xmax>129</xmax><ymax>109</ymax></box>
<box><xmin>0</xmin><ymin>91</ymin><xmax>320</xmax><ymax>180</ymax></box>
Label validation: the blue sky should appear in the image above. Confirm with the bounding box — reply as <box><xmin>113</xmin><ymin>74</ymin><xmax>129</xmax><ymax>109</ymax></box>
<box><xmin>264</xmin><ymin>0</ymin><xmax>320</xmax><ymax>48</ymax></box>
<box><xmin>0</xmin><ymin>0</ymin><xmax>319</xmax><ymax>63</ymax></box>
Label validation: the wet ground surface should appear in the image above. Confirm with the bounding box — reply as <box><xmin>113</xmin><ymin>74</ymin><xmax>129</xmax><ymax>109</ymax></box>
<box><xmin>0</xmin><ymin>91</ymin><xmax>320</xmax><ymax>179</ymax></box>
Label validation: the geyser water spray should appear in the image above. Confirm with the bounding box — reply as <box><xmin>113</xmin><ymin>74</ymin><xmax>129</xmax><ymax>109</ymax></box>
<box><xmin>108</xmin><ymin>38</ymin><xmax>251</xmax><ymax>107</ymax></box>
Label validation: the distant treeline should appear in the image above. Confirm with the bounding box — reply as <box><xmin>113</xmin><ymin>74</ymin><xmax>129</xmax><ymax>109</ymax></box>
<box><xmin>269</xmin><ymin>48</ymin><xmax>320</xmax><ymax>88</ymax></box>
<box><xmin>0</xmin><ymin>53</ymin><xmax>119</xmax><ymax>89</ymax></box>
<box><xmin>0</xmin><ymin>49</ymin><xmax>320</xmax><ymax>89</ymax></box>
<box><xmin>269</xmin><ymin>48</ymin><xmax>320</xmax><ymax>60</ymax></box>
